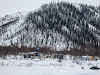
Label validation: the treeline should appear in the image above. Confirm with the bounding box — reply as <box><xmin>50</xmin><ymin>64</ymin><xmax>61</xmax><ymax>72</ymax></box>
<box><xmin>0</xmin><ymin>46</ymin><xmax>54</xmax><ymax>56</ymax></box>
<box><xmin>0</xmin><ymin>46</ymin><xmax>100</xmax><ymax>57</ymax></box>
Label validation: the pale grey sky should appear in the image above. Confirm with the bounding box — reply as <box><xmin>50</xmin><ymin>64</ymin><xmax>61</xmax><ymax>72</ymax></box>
<box><xmin>0</xmin><ymin>0</ymin><xmax>100</xmax><ymax>15</ymax></box>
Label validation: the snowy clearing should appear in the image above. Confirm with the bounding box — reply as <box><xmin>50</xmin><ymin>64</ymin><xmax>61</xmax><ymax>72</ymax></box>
<box><xmin>0</xmin><ymin>56</ymin><xmax>100</xmax><ymax>75</ymax></box>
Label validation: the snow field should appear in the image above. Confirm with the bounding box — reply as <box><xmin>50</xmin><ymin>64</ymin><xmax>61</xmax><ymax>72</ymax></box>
<box><xmin>0</xmin><ymin>55</ymin><xmax>100</xmax><ymax>75</ymax></box>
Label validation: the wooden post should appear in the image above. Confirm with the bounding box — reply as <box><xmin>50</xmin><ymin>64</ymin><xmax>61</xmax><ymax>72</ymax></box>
<box><xmin>90</xmin><ymin>56</ymin><xmax>94</xmax><ymax>60</ymax></box>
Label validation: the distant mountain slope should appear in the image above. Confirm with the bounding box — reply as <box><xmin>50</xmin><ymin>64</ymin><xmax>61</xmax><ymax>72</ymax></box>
<box><xmin>0</xmin><ymin>12</ymin><xmax>25</xmax><ymax>46</ymax></box>
<box><xmin>0</xmin><ymin>2</ymin><xmax>100</xmax><ymax>51</ymax></box>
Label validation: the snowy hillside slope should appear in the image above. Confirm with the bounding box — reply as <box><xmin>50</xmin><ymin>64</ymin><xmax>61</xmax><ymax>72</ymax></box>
<box><xmin>22</xmin><ymin>2</ymin><xmax>100</xmax><ymax>49</ymax></box>
<box><xmin>0</xmin><ymin>2</ymin><xmax>100</xmax><ymax>51</ymax></box>
<box><xmin>0</xmin><ymin>12</ymin><xmax>26</xmax><ymax>46</ymax></box>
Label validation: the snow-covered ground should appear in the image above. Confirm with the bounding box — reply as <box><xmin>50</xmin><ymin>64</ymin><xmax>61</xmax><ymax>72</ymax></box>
<box><xmin>0</xmin><ymin>55</ymin><xmax>100</xmax><ymax>75</ymax></box>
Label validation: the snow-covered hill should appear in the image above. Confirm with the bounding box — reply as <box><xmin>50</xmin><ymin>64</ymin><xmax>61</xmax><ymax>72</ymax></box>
<box><xmin>0</xmin><ymin>2</ymin><xmax>100</xmax><ymax>51</ymax></box>
<box><xmin>0</xmin><ymin>12</ymin><xmax>26</xmax><ymax>46</ymax></box>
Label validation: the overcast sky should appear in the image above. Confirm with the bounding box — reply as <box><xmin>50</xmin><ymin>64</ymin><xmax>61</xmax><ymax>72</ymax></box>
<box><xmin>0</xmin><ymin>0</ymin><xmax>100</xmax><ymax>15</ymax></box>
